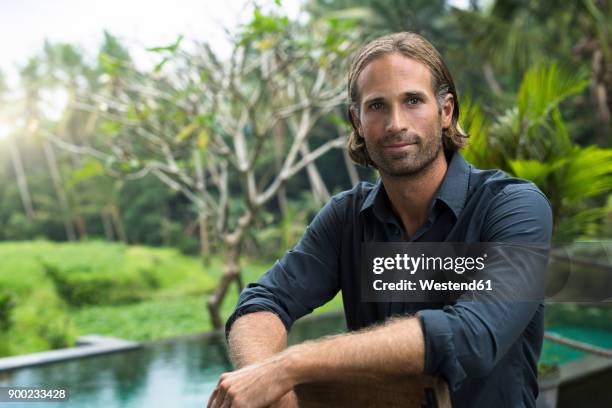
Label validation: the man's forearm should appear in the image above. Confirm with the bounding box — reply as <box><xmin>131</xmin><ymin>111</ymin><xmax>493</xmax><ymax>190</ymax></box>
<box><xmin>283</xmin><ymin>315</ymin><xmax>425</xmax><ymax>384</ymax></box>
<box><xmin>210</xmin><ymin>314</ymin><xmax>425</xmax><ymax>408</ymax></box>
<box><xmin>227</xmin><ymin>311</ymin><xmax>288</xmax><ymax>368</ymax></box>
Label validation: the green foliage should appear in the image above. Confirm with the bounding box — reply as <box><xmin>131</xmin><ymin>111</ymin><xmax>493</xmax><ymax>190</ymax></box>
<box><xmin>462</xmin><ymin>62</ymin><xmax>612</xmax><ymax>241</ymax></box>
<box><xmin>257</xmin><ymin>202</ymin><xmax>311</xmax><ymax>259</ymax></box>
<box><xmin>98</xmin><ymin>52</ymin><xmax>122</xmax><ymax>77</ymax></box>
<box><xmin>117</xmin><ymin>176</ymin><xmax>190</xmax><ymax>247</ymax></box>
<box><xmin>146</xmin><ymin>35</ymin><xmax>184</xmax><ymax>54</ymax></box>
<box><xmin>308</xmin><ymin>0</ymin><xmax>453</xmax><ymax>42</ymax></box>
<box><xmin>0</xmin><ymin>290</ymin><xmax>15</xmax><ymax>331</ymax></box>
<box><xmin>460</xmin><ymin>96</ymin><xmax>498</xmax><ymax>167</ymax></box>
<box><xmin>516</xmin><ymin>64</ymin><xmax>589</xmax><ymax>154</ymax></box>
<box><xmin>0</xmin><ymin>240</ymin><xmax>342</xmax><ymax>356</ymax></box>
<box><xmin>99</xmin><ymin>119</ymin><xmax>123</xmax><ymax>135</ymax></box>
<box><xmin>67</xmin><ymin>159</ymin><xmax>105</xmax><ymax>189</ymax></box>
<box><xmin>160</xmin><ymin>219</ymin><xmax>200</xmax><ymax>255</ymax></box>
<box><xmin>42</xmin><ymin>41</ymin><xmax>84</xmax><ymax>81</ymax></box>
<box><xmin>239</xmin><ymin>7</ymin><xmax>290</xmax><ymax>46</ymax></box>
<box><xmin>147</xmin><ymin>35</ymin><xmax>184</xmax><ymax>73</ymax></box>
<box><xmin>174</xmin><ymin>122</ymin><xmax>198</xmax><ymax>144</ymax></box>
<box><xmin>43</xmin><ymin>261</ymin><xmax>157</xmax><ymax>307</ymax></box>
<box><xmin>453</xmin><ymin>3</ymin><xmax>546</xmax><ymax>74</ymax></box>
<box><xmin>72</xmin><ymin>296</ymin><xmax>209</xmax><ymax>341</ymax></box>
<box><xmin>0</xmin><ymin>241</ymin><xmax>218</xmax><ymax>356</ymax></box>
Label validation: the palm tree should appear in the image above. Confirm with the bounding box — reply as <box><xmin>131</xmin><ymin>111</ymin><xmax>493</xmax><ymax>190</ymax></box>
<box><xmin>0</xmin><ymin>69</ymin><xmax>37</xmax><ymax>222</ymax></box>
<box><xmin>20</xmin><ymin>56</ymin><xmax>76</xmax><ymax>240</ymax></box>
<box><xmin>454</xmin><ymin>0</ymin><xmax>611</xmax><ymax>144</ymax></box>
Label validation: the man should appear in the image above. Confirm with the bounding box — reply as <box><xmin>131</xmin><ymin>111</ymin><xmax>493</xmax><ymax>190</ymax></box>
<box><xmin>208</xmin><ymin>32</ymin><xmax>552</xmax><ymax>408</ymax></box>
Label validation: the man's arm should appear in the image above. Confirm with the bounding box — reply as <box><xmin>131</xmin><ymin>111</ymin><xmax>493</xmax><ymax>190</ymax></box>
<box><xmin>227</xmin><ymin>311</ymin><xmax>288</xmax><ymax>368</ymax></box>
<box><xmin>209</xmin><ymin>315</ymin><xmax>424</xmax><ymax>408</ymax></box>
<box><xmin>224</xmin><ymin>197</ymin><xmax>343</xmax><ymax>340</ymax></box>
<box><xmin>286</xmin><ymin>315</ymin><xmax>424</xmax><ymax>382</ymax></box>
<box><xmin>210</xmin><ymin>196</ymin><xmax>344</xmax><ymax>408</ymax></box>
<box><xmin>418</xmin><ymin>185</ymin><xmax>553</xmax><ymax>391</ymax></box>
<box><xmin>224</xmin><ymin>311</ymin><xmax>299</xmax><ymax>408</ymax></box>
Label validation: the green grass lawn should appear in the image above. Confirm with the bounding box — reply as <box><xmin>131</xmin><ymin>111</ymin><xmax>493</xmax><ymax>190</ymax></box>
<box><xmin>0</xmin><ymin>240</ymin><xmax>342</xmax><ymax>357</ymax></box>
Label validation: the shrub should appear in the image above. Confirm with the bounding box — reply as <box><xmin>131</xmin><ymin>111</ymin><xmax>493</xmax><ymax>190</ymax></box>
<box><xmin>0</xmin><ymin>290</ymin><xmax>15</xmax><ymax>331</ymax></box>
<box><xmin>43</xmin><ymin>262</ymin><xmax>158</xmax><ymax>307</ymax></box>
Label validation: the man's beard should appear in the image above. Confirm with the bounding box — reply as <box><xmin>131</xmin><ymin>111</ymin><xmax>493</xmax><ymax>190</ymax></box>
<box><xmin>365</xmin><ymin>124</ymin><xmax>443</xmax><ymax>178</ymax></box>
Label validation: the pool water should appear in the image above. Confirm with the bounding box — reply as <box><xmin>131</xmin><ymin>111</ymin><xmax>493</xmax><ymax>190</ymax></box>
<box><xmin>1</xmin><ymin>312</ymin><xmax>611</xmax><ymax>407</ymax></box>
<box><xmin>0</xmin><ymin>313</ymin><xmax>346</xmax><ymax>408</ymax></box>
<box><xmin>541</xmin><ymin>325</ymin><xmax>612</xmax><ymax>365</ymax></box>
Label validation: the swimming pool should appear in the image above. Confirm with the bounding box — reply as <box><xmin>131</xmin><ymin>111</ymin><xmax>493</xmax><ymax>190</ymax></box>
<box><xmin>0</xmin><ymin>313</ymin><xmax>346</xmax><ymax>408</ymax></box>
<box><xmin>1</xmin><ymin>311</ymin><xmax>610</xmax><ymax>407</ymax></box>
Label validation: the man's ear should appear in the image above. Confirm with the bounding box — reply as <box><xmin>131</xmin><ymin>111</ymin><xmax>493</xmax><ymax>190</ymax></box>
<box><xmin>348</xmin><ymin>105</ymin><xmax>362</xmax><ymax>136</ymax></box>
<box><xmin>441</xmin><ymin>94</ymin><xmax>454</xmax><ymax>129</ymax></box>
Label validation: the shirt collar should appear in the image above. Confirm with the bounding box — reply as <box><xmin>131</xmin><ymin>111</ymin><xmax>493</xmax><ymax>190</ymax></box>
<box><xmin>436</xmin><ymin>151</ymin><xmax>471</xmax><ymax>218</ymax></box>
<box><xmin>359</xmin><ymin>151</ymin><xmax>471</xmax><ymax>219</ymax></box>
<box><xmin>360</xmin><ymin>178</ymin><xmax>382</xmax><ymax>214</ymax></box>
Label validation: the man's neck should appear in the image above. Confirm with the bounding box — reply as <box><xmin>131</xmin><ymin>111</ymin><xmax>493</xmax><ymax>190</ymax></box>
<box><xmin>380</xmin><ymin>151</ymin><xmax>448</xmax><ymax>239</ymax></box>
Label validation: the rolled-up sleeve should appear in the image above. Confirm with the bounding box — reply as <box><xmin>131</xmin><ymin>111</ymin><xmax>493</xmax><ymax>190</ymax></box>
<box><xmin>417</xmin><ymin>184</ymin><xmax>552</xmax><ymax>391</ymax></box>
<box><xmin>225</xmin><ymin>197</ymin><xmax>343</xmax><ymax>338</ymax></box>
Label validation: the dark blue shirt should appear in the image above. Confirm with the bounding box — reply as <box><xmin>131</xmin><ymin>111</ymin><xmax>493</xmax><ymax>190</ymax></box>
<box><xmin>226</xmin><ymin>152</ymin><xmax>553</xmax><ymax>407</ymax></box>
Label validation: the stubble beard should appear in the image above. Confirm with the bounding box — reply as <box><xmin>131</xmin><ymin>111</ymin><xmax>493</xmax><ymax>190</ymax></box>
<box><xmin>366</xmin><ymin>123</ymin><xmax>444</xmax><ymax>178</ymax></box>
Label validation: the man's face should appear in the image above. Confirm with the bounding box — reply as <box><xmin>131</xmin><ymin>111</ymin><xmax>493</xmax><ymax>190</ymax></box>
<box><xmin>352</xmin><ymin>53</ymin><xmax>453</xmax><ymax>177</ymax></box>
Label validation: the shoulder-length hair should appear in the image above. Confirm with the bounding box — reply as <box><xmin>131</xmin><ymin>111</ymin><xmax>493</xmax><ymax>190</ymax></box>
<box><xmin>347</xmin><ymin>32</ymin><xmax>468</xmax><ymax>167</ymax></box>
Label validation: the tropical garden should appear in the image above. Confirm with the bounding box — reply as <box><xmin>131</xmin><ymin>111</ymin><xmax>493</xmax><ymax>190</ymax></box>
<box><xmin>0</xmin><ymin>3</ymin><xmax>610</xmax><ymax>392</ymax></box>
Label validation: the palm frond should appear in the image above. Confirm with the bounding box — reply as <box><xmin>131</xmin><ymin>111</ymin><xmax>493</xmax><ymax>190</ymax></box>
<box><xmin>459</xmin><ymin>97</ymin><xmax>495</xmax><ymax>168</ymax></box>
<box><xmin>558</xmin><ymin>146</ymin><xmax>612</xmax><ymax>205</ymax></box>
<box><xmin>517</xmin><ymin>63</ymin><xmax>590</xmax><ymax>130</ymax></box>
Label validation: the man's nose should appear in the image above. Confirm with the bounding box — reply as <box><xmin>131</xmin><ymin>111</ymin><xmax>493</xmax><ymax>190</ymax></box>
<box><xmin>385</xmin><ymin>106</ymin><xmax>407</xmax><ymax>134</ymax></box>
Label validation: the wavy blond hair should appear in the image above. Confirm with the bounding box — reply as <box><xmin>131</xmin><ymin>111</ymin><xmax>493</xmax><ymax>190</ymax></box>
<box><xmin>347</xmin><ymin>32</ymin><xmax>467</xmax><ymax>168</ymax></box>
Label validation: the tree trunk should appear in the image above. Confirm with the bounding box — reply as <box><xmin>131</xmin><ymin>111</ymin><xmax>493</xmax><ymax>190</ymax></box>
<box><xmin>6</xmin><ymin>137</ymin><xmax>36</xmax><ymax>220</ymax></box>
<box><xmin>299</xmin><ymin>142</ymin><xmax>330</xmax><ymax>206</ymax></box>
<box><xmin>42</xmin><ymin>140</ymin><xmax>76</xmax><ymax>241</ymax></box>
<box><xmin>592</xmin><ymin>48</ymin><xmax>611</xmax><ymax>144</ymax></box>
<box><xmin>101</xmin><ymin>209</ymin><xmax>115</xmax><ymax>240</ymax></box>
<box><xmin>110</xmin><ymin>205</ymin><xmax>128</xmax><ymax>243</ymax></box>
<box><xmin>193</xmin><ymin>147</ymin><xmax>211</xmax><ymax>263</ymax></box>
<box><xmin>58</xmin><ymin>86</ymin><xmax>89</xmax><ymax>239</ymax></box>
<box><xmin>207</xmin><ymin>212</ymin><xmax>252</xmax><ymax>330</ymax></box>
<box><xmin>75</xmin><ymin>216</ymin><xmax>88</xmax><ymax>240</ymax></box>
<box><xmin>273</xmin><ymin>123</ymin><xmax>289</xmax><ymax>217</ymax></box>
<box><xmin>199</xmin><ymin>211</ymin><xmax>211</xmax><ymax>266</ymax></box>
<box><xmin>206</xmin><ymin>239</ymin><xmax>245</xmax><ymax>330</ymax></box>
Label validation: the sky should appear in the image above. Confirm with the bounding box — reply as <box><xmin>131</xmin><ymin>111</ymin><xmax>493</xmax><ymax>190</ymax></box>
<box><xmin>0</xmin><ymin>0</ymin><xmax>303</xmax><ymax>86</ymax></box>
<box><xmin>0</xmin><ymin>0</ymin><xmax>470</xmax><ymax>86</ymax></box>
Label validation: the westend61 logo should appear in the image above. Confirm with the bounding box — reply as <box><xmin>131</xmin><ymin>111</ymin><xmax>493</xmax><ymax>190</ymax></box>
<box><xmin>361</xmin><ymin>242</ymin><xmax>551</xmax><ymax>303</ymax></box>
<box><xmin>372</xmin><ymin>253</ymin><xmax>487</xmax><ymax>275</ymax></box>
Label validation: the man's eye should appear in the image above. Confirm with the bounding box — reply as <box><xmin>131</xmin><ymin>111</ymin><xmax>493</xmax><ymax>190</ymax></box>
<box><xmin>406</xmin><ymin>97</ymin><xmax>421</xmax><ymax>105</ymax></box>
<box><xmin>370</xmin><ymin>102</ymin><xmax>384</xmax><ymax>111</ymax></box>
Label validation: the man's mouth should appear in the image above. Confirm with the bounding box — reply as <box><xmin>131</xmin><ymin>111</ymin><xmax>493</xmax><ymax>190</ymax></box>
<box><xmin>382</xmin><ymin>141</ymin><xmax>419</xmax><ymax>151</ymax></box>
<box><xmin>384</xmin><ymin>141</ymin><xmax>417</xmax><ymax>147</ymax></box>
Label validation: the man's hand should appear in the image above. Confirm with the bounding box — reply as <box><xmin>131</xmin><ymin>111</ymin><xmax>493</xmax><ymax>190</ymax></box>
<box><xmin>207</xmin><ymin>355</ymin><xmax>295</xmax><ymax>408</ymax></box>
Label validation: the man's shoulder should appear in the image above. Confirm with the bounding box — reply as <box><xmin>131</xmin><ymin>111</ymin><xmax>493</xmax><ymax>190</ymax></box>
<box><xmin>467</xmin><ymin>163</ymin><xmax>548</xmax><ymax>203</ymax></box>
<box><xmin>464</xmin><ymin>162</ymin><xmax>552</xmax><ymax>241</ymax></box>
<box><xmin>330</xmin><ymin>181</ymin><xmax>377</xmax><ymax>207</ymax></box>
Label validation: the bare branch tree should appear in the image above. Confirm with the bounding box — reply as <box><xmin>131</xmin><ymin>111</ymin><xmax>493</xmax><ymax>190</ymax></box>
<box><xmin>49</xmin><ymin>10</ymin><xmax>361</xmax><ymax>328</ymax></box>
